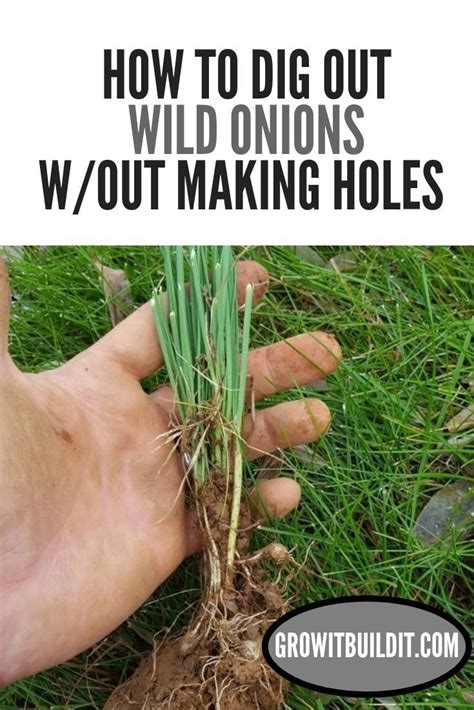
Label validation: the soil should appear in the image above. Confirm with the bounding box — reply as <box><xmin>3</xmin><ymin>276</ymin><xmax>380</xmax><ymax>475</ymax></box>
<box><xmin>105</xmin><ymin>475</ymin><xmax>288</xmax><ymax>709</ymax></box>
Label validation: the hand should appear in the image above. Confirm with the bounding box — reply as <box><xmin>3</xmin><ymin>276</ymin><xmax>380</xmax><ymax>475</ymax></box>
<box><xmin>0</xmin><ymin>257</ymin><xmax>341</xmax><ymax>685</ymax></box>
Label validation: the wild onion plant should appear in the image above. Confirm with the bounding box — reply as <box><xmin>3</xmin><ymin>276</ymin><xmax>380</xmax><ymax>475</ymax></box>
<box><xmin>152</xmin><ymin>246</ymin><xmax>253</xmax><ymax>590</ymax></box>
<box><xmin>107</xmin><ymin>247</ymin><xmax>288</xmax><ymax>707</ymax></box>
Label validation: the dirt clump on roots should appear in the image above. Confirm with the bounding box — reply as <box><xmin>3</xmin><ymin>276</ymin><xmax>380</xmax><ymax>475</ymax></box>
<box><xmin>105</xmin><ymin>478</ymin><xmax>290</xmax><ymax>709</ymax></box>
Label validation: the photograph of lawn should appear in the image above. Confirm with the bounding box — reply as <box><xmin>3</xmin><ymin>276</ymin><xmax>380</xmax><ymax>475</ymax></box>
<box><xmin>0</xmin><ymin>245</ymin><xmax>472</xmax><ymax>709</ymax></box>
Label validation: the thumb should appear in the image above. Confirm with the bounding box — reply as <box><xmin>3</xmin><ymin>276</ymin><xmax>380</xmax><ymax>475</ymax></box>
<box><xmin>0</xmin><ymin>256</ymin><xmax>11</xmax><ymax>359</ymax></box>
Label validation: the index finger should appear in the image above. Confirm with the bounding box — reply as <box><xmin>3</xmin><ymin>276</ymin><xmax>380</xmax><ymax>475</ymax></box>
<box><xmin>84</xmin><ymin>259</ymin><xmax>269</xmax><ymax>380</ymax></box>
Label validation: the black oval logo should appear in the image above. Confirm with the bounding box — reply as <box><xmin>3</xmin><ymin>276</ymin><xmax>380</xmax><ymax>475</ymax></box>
<box><xmin>262</xmin><ymin>596</ymin><xmax>471</xmax><ymax>697</ymax></box>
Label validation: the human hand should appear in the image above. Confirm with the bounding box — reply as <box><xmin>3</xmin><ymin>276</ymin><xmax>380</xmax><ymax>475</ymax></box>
<box><xmin>0</xmin><ymin>257</ymin><xmax>341</xmax><ymax>685</ymax></box>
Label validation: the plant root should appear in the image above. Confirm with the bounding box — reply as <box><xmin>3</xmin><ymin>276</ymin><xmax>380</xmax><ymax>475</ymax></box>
<box><xmin>105</xmin><ymin>480</ymin><xmax>289</xmax><ymax>710</ymax></box>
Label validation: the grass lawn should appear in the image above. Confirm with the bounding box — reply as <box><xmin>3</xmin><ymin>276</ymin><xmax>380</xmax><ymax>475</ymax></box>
<box><xmin>1</xmin><ymin>245</ymin><xmax>472</xmax><ymax>710</ymax></box>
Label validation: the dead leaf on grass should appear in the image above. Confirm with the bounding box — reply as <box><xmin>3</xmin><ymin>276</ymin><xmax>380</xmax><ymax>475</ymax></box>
<box><xmin>293</xmin><ymin>246</ymin><xmax>325</xmax><ymax>268</ymax></box>
<box><xmin>325</xmin><ymin>252</ymin><xmax>358</xmax><ymax>273</ymax></box>
<box><xmin>1</xmin><ymin>246</ymin><xmax>25</xmax><ymax>261</ymax></box>
<box><xmin>445</xmin><ymin>404</ymin><xmax>474</xmax><ymax>433</ymax></box>
<box><xmin>94</xmin><ymin>258</ymin><xmax>133</xmax><ymax>327</ymax></box>
<box><xmin>413</xmin><ymin>479</ymin><xmax>474</xmax><ymax>546</ymax></box>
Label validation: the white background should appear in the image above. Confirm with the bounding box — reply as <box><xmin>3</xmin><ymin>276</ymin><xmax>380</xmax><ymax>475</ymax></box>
<box><xmin>0</xmin><ymin>0</ymin><xmax>472</xmax><ymax>245</ymax></box>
